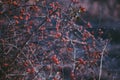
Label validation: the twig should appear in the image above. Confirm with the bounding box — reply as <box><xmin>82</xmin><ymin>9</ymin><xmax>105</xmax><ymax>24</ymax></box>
<box><xmin>70</xmin><ymin>39</ymin><xmax>76</xmax><ymax>72</ymax></box>
<box><xmin>7</xmin><ymin>73</ymin><xmax>27</xmax><ymax>76</ymax></box>
<box><xmin>98</xmin><ymin>42</ymin><xmax>108</xmax><ymax>80</ymax></box>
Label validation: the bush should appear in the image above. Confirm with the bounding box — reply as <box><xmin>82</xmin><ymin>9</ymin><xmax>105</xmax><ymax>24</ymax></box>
<box><xmin>0</xmin><ymin>0</ymin><xmax>108</xmax><ymax>80</ymax></box>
